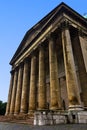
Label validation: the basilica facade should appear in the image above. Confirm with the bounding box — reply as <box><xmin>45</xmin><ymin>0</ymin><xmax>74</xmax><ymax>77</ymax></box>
<box><xmin>6</xmin><ymin>2</ymin><xmax>87</xmax><ymax>125</ymax></box>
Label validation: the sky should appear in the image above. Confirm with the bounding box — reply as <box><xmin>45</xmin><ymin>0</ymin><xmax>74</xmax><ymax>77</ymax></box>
<box><xmin>0</xmin><ymin>0</ymin><xmax>87</xmax><ymax>102</ymax></box>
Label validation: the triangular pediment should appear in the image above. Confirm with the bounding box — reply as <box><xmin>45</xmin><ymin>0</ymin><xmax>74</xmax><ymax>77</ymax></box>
<box><xmin>10</xmin><ymin>2</ymin><xmax>87</xmax><ymax>65</ymax></box>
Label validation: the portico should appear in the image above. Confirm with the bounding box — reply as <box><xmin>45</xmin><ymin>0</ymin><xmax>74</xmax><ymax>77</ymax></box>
<box><xmin>6</xmin><ymin>2</ymin><xmax>87</xmax><ymax>125</ymax></box>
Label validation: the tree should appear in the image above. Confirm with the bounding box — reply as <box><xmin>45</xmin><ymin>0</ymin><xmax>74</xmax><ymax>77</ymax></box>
<box><xmin>0</xmin><ymin>100</ymin><xmax>7</xmax><ymax>115</ymax></box>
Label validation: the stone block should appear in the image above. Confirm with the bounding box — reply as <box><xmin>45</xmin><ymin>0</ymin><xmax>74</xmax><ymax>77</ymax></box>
<box><xmin>56</xmin><ymin>119</ymin><xmax>64</xmax><ymax>124</ymax></box>
<box><xmin>42</xmin><ymin>115</ymin><xmax>47</xmax><ymax>120</ymax></box>
<box><xmin>45</xmin><ymin>119</ymin><xmax>53</xmax><ymax>125</ymax></box>
<box><xmin>78</xmin><ymin>111</ymin><xmax>87</xmax><ymax>123</ymax></box>
<box><xmin>38</xmin><ymin>119</ymin><xmax>45</xmax><ymax>125</ymax></box>
<box><xmin>47</xmin><ymin>113</ymin><xmax>53</xmax><ymax>119</ymax></box>
<box><xmin>34</xmin><ymin>119</ymin><xmax>38</xmax><ymax>125</ymax></box>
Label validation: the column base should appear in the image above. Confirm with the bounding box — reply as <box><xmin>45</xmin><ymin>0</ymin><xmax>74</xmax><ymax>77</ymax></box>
<box><xmin>37</xmin><ymin>108</ymin><xmax>47</xmax><ymax>111</ymax></box>
<box><xmin>28</xmin><ymin>110</ymin><xmax>34</xmax><ymax>115</ymax></box>
<box><xmin>5</xmin><ymin>112</ymin><xmax>9</xmax><ymax>116</ymax></box>
<box><xmin>9</xmin><ymin>112</ymin><xmax>14</xmax><ymax>115</ymax></box>
<box><xmin>69</xmin><ymin>105</ymin><xmax>84</xmax><ymax>111</ymax></box>
<box><xmin>14</xmin><ymin>112</ymin><xmax>19</xmax><ymax>115</ymax></box>
<box><xmin>50</xmin><ymin>106</ymin><xmax>62</xmax><ymax>111</ymax></box>
<box><xmin>20</xmin><ymin>110</ymin><xmax>27</xmax><ymax>114</ymax></box>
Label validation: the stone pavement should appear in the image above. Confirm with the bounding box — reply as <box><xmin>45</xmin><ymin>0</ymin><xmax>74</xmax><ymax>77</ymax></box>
<box><xmin>0</xmin><ymin>123</ymin><xmax>87</xmax><ymax>130</ymax></box>
<box><xmin>0</xmin><ymin>115</ymin><xmax>34</xmax><ymax>125</ymax></box>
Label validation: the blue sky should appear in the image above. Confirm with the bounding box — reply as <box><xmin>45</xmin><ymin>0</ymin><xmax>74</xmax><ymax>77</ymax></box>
<box><xmin>0</xmin><ymin>0</ymin><xmax>87</xmax><ymax>102</ymax></box>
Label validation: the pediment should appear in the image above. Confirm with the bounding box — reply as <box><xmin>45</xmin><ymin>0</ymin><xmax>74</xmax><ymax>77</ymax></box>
<box><xmin>10</xmin><ymin>2</ymin><xmax>87</xmax><ymax>65</ymax></box>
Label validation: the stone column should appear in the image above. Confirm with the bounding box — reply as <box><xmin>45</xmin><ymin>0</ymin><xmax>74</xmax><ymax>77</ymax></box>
<box><xmin>78</xmin><ymin>34</ymin><xmax>87</xmax><ymax>108</ymax></box>
<box><xmin>10</xmin><ymin>69</ymin><xmax>18</xmax><ymax>114</ymax></box>
<box><xmin>48</xmin><ymin>34</ymin><xmax>61</xmax><ymax>110</ymax></box>
<box><xmin>61</xmin><ymin>24</ymin><xmax>82</xmax><ymax>110</ymax></box>
<box><xmin>28</xmin><ymin>55</ymin><xmax>37</xmax><ymax>112</ymax></box>
<box><xmin>72</xmin><ymin>31</ymin><xmax>87</xmax><ymax>108</ymax></box>
<box><xmin>20</xmin><ymin>59</ymin><xmax>29</xmax><ymax>114</ymax></box>
<box><xmin>14</xmin><ymin>64</ymin><xmax>23</xmax><ymax>115</ymax></box>
<box><xmin>38</xmin><ymin>46</ymin><xmax>46</xmax><ymax>110</ymax></box>
<box><xmin>5</xmin><ymin>71</ymin><xmax>14</xmax><ymax>115</ymax></box>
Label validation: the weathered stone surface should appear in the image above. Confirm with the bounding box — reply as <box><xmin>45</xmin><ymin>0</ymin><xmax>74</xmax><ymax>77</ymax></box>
<box><xmin>72</xmin><ymin>36</ymin><xmax>87</xmax><ymax>107</ymax></box>
<box><xmin>6</xmin><ymin>2</ymin><xmax>87</xmax><ymax>126</ymax></box>
<box><xmin>14</xmin><ymin>65</ymin><xmax>23</xmax><ymax>115</ymax></box>
<box><xmin>20</xmin><ymin>60</ymin><xmax>29</xmax><ymax>114</ymax></box>
<box><xmin>10</xmin><ymin>70</ymin><xmax>18</xmax><ymax>114</ymax></box>
<box><xmin>34</xmin><ymin>111</ymin><xmax>67</xmax><ymax>125</ymax></box>
<box><xmin>78</xmin><ymin>111</ymin><xmax>87</xmax><ymax>123</ymax></box>
<box><xmin>38</xmin><ymin>47</ymin><xmax>46</xmax><ymax>110</ymax></box>
<box><xmin>62</xmin><ymin>28</ymin><xmax>82</xmax><ymax>109</ymax></box>
<box><xmin>29</xmin><ymin>55</ymin><xmax>37</xmax><ymax>111</ymax></box>
<box><xmin>5</xmin><ymin>73</ymin><xmax>14</xmax><ymax>115</ymax></box>
<box><xmin>49</xmin><ymin>35</ymin><xmax>61</xmax><ymax>110</ymax></box>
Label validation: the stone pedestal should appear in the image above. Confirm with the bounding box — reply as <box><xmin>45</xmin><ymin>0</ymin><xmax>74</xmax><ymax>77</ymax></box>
<box><xmin>67</xmin><ymin>110</ymin><xmax>87</xmax><ymax>124</ymax></box>
<box><xmin>34</xmin><ymin>111</ymin><xmax>67</xmax><ymax>125</ymax></box>
<box><xmin>34</xmin><ymin>110</ymin><xmax>87</xmax><ymax>125</ymax></box>
<box><xmin>77</xmin><ymin>111</ymin><xmax>87</xmax><ymax>123</ymax></box>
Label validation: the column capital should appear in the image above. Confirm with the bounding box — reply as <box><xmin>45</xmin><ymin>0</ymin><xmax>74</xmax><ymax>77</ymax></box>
<box><xmin>38</xmin><ymin>43</ymin><xmax>44</xmax><ymax>50</ymax></box>
<box><xmin>24</xmin><ymin>57</ymin><xmax>29</xmax><ymax>63</ymax></box>
<box><xmin>13</xmin><ymin>67</ymin><xmax>19</xmax><ymax>73</ymax></box>
<box><xmin>77</xmin><ymin>28</ymin><xmax>84</xmax><ymax>37</ymax></box>
<box><xmin>47</xmin><ymin>32</ymin><xmax>57</xmax><ymax>42</ymax></box>
<box><xmin>10</xmin><ymin>70</ymin><xmax>14</xmax><ymax>75</ymax></box>
<box><xmin>30</xmin><ymin>52</ymin><xmax>37</xmax><ymax>59</ymax></box>
<box><xmin>19</xmin><ymin>61</ymin><xmax>24</xmax><ymax>68</ymax></box>
<box><xmin>60</xmin><ymin>20</ymin><xmax>70</xmax><ymax>31</ymax></box>
<box><xmin>11</xmin><ymin>66</ymin><xmax>19</xmax><ymax>73</ymax></box>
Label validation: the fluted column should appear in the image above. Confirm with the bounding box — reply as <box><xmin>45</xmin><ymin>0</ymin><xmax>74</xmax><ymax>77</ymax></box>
<box><xmin>5</xmin><ymin>71</ymin><xmax>14</xmax><ymax>115</ymax></box>
<box><xmin>10</xmin><ymin>69</ymin><xmax>18</xmax><ymax>114</ymax></box>
<box><xmin>20</xmin><ymin>59</ymin><xmax>29</xmax><ymax>114</ymax></box>
<box><xmin>14</xmin><ymin>64</ymin><xmax>23</xmax><ymax>115</ymax></box>
<box><xmin>48</xmin><ymin>34</ymin><xmax>61</xmax><ymax>110</ymax></box>
<box><xmin>38</xmin><ymin>46</ymin><xmax>46</xmax><ymax>110</ymax></box>
<box><xmin>28</xmin><ymin>55</ymin><xmax>37</xmax><ymax>112</ymax></box>
<box><xmin>61</xmin><ymin>24</ymin><xmax>82</xmax><ymax>110</ymax></box>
